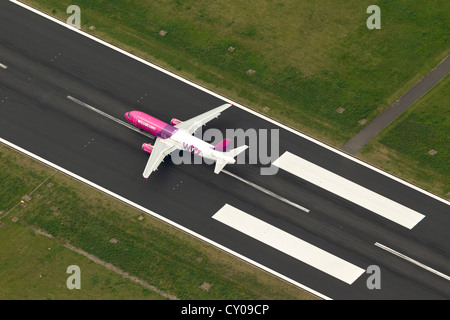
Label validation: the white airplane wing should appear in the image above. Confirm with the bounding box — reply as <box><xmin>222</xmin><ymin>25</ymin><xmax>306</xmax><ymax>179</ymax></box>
<box><xmin>143</xmin><ymin>138</ymin><xmax>177</xmax><ymax>179</ymax></box>
<box><xmin>174</xmin><ymin>103</ymin><xmax>232</xmax><ymax>135</ymax></box>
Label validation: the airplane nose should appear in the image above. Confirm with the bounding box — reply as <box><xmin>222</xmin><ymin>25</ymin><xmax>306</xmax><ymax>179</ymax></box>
<box><xmin>125</xmin><ymin>112</ymin><xmax>131</xmax><ymax>120</ymax></box>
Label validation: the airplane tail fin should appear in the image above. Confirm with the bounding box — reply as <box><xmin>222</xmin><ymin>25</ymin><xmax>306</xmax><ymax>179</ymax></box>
<box><xmin>213</xmin><ymin>138</ymin><xmax>231</xmax><ymax>152</ymax></box>
<box><xmin>214</xmin><ymin>145</ymin><xmax>248</xmax><ymax>174</ymax></box>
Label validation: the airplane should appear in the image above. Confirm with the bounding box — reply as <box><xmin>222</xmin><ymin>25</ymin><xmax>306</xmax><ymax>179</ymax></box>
<box><xmin>124</xmin><ymin>103</ymin><xmax>248</xmax><ymax>179</ymax></box>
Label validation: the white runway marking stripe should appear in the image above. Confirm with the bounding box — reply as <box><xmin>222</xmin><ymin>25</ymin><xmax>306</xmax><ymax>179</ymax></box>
<box><xmin>66</xmin><ymin>95</ymin><xmax>154</xmax><ymax>139</ymax></box>
<box><xmin>375</xmin><ymin>243</ymin><xmax>450</xmax><ymax>281</ymax></box>
<box><xmin>222</xmin><ymin>169</ymin><xmax>309</xmax><ymax>213</ymax></box>
<box><xmin>0</xmin><ymin>63</ymin><xmax>8</xmax><ymax>69</ymax></box>
<box><xmin>273</xmin><ymin>152</ymin><xmax>425</xmax><ymax>229</ymax></box>
<box><xmin>213</xmin><ymin>204</ymin><xmax>365</xmax><ymax>284</ymax></box>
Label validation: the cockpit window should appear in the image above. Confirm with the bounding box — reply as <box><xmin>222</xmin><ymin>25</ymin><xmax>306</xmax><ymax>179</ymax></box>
<box><xmin>127</xmin><ymin>112</ymin><xmax>131</xmax><ymax>119</ymax></box>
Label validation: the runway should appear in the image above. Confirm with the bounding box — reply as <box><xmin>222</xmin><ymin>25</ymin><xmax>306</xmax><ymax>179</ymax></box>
<box><xmin>1</xmin><ymin>0</ymin><xmax>449</xmax><ymax>299</ymax></box>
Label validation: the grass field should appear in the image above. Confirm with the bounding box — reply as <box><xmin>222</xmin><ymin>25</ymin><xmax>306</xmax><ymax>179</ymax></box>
<box><xmin>359</xmin><ymin>74</ymin><xmax>449</xmax><ymax>198</ymax></box>
<box><xmin>0</xmin><ymin>222</ymin><xmax>165</xmax><ymax>299</ymax></box>
<box><xmin>0</xmin><ymin>143</ymin><xmax>316</xmax><ymax>299</ymax></box>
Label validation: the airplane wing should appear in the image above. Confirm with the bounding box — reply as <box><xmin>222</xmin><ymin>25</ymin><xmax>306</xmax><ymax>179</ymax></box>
<box><xmin>174</xmin><ymin>103</ymin><xmax>232</xmax><ymax>135</ymax></box>
<box><xmin>142</xmin><ymin>138</ymin><xmax>177</xmax><ymax>179</ymax></box>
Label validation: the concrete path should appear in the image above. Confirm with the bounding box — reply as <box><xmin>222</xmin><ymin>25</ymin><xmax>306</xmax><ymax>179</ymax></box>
<box><xmin>341</xmin><ymin>55</ymin><xmax>450</xmax><ymax>154</ymax></box>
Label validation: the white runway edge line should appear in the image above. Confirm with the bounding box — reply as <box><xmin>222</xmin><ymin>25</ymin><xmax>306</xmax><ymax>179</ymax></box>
<box><xmin>273</xmin><ymin>152</ymin><xmax>425</xmax><ymax>229</ymax></box>
<box><xmin>213</xmin><ymin>204</ymin><xmax>365</xmax><ymax>285</ymax></box>
<box><xmin>0</xmin><ymin>138</ymin><xmax>330</xmax><ymax>300</ymax></box>
<box><xmin>375</xmin><ymin>243</ymin><xmax>450</xmax><ymax>282</ymax></box>
<box><xmin>9</xmin><ymin>0</ymin><xmax>450</xmax><ymax>208</ymax></box>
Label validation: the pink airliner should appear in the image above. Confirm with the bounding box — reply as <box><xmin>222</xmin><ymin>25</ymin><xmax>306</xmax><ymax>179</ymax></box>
<box><xmin>125</xmin><ymin>104</ymin><xmax>248</xmax><ymax>179</ymax></box>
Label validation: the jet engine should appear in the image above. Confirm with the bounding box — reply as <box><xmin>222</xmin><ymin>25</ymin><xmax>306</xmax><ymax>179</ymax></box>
<box><xmin>142</xmin><ymin>143</ymin><xmax>153</xmax><ymax>154</ymax></box>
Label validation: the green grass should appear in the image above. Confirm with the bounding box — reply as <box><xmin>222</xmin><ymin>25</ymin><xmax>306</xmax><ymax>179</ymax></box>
<box><xmin>21</xmin><ymin>0</ymin><xmax>450</xmax><ymax>145</ymax></box>
<box><xmin>0</xmin><ymin>222</ymin><xmax>164</xmax><ymax>299</ymax></box>
<box><xmin>359</xmin><ymin>75</ymin><xmax>449</xmax><ymax>198</ymax></box>
<box><xmin>0</xmin><ymin>143</ymin><xmax>316</xmax><ymax>299</ymax></box>
<box><xmin>0</xmin><ymin>147</ymin><xmax>51</xmax><ymax>210</ymax></box>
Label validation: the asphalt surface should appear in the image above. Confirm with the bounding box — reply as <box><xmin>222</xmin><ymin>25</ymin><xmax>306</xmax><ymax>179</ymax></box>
<box><xmin>1</xmin><ymin>0</ymin><xmax>449</xmax><ymax>299</ymax></box>
<box><xmin>341</xmin><ymin>55</ymin><xmax>450</xmax><ymax>154</ymax></box>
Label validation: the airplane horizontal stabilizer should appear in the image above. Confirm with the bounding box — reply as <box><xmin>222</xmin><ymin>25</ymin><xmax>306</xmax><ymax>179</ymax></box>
<box><xmin>226</xmin><ymin>145</ymin><xmax>248</xmax><ymax>158</ymax></box>
<box><xmin>214</xmin><ymin>145</ymin><xmax>248</xmax><ymax>174</ymax></box>
<box><xmin>214</xmin><ymin>159</ymin><xmax>228</xmax><ymax>174</ymax></box>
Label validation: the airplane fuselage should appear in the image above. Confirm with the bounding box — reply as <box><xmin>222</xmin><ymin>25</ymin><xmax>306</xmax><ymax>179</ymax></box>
<box><xmin>125</xmin><ymin>111</ymin><xmax>235</xmax><ymax>164</ymax></box>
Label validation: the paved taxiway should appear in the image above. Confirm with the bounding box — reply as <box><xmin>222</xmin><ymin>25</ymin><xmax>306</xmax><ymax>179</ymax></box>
<box><xmin>342</xmin><ymin>55</ymin><xmax>450</xmax><ymax>154</ymax></box>
<box><xmin>1</xmin><ymin>1</ymin><xmax>449</xmax><ymax>299</ymax></box>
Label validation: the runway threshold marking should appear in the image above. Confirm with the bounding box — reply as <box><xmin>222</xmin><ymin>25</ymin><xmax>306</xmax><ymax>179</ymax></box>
<box><xmin>213</xmin><ymin>204</ymin><xmax>365</xmax><ymax>284</ymax></box>
<box><xmin>222</xmin><ymin>169</ymin><xmax>309</xmax><ymax>213</ymax></box>
<box><xmin>375</xmin><ymin>242</ymin><xmax>450</xmax><ymax>281</ymax></box>
<box><xmin>273</xmin><ymin>152</ymin><xmax>425</xmax><ymax>229</ymax></box>
<box><xmin>66</xmin><ymin>95</ymin><xmax>154</xmax><ymax>139</ymax></box>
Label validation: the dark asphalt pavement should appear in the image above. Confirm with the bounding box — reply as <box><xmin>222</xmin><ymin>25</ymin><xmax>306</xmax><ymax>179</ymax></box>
<box><xmin>1</xmin><ymin>0</ymin><xmax>449</xmax><ymax>299</ymax></box>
